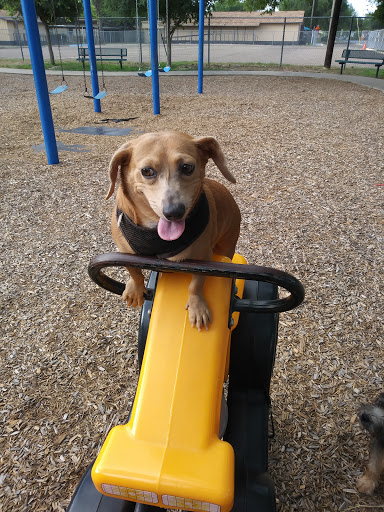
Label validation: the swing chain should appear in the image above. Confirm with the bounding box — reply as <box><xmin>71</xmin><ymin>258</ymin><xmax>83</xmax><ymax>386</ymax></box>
<box><xmin>96</xmin><ymin>20</ymin><xmax>107</xmax><ymax>92</ymax></box>
<box><xmin>50</xmin><ymin>0</ymin><xmax>66</xmax><ymax>83</ymax></box>
<box><xmin>74</xmin><ymin>7</ymin><xmax>89</xmax><ymax>95</ymax></box>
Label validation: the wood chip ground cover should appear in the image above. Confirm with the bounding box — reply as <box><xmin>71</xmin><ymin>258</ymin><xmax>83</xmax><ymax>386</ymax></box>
<box><xmin>0</xmin><ymin>73</ymin><xmax>383</xmax><ymax>511</ymax></box>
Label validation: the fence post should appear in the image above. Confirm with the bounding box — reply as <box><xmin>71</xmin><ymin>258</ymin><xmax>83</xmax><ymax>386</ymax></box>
<box><xmin>280</xmin><ymin>17</ymin><xmax>286</xmax><ymax>67</ymax></box>
<box><xmin>346</xmin><ymin>16</ymin><xmax>354</xmax><ymax>51</ymax></box>
<box><xmin>139</xmin><ymin>18</ymin><xmax>143</xmax><ymax>67</ymax></box>
<box><xmin>14</xmin><ymin>18</ymin><xmax>25</xmax><ymax>61</ymax></box>
<box><xmin>207</xmin><ymin>13</ymin><xmax>211</xmax><ymax>67</ymax></box>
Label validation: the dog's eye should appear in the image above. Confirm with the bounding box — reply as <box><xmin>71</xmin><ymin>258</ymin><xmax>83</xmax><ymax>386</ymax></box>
<box><xmin>141</xmin><ymin>167</ymin><xmax>157</xmax><ymax>179</ymax></box>
<box><xmin>180</xmin><ymin>164</ymin><xmax>195</xmax><ymax>176</ymax></box>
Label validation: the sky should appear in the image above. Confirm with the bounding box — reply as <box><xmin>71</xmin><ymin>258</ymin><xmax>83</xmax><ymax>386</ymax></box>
<box><xmin>348</xmin><ymin>0</ymin><xmax>374</xmax><ymax>16</ymax></box>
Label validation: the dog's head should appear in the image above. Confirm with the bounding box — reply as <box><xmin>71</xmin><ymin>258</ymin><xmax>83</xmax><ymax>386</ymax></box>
<box><xmin>106</xmin><ymin>131</ymin><xmax>235</xmax><ymax>239</ymax></box>
<box><xmin>359</xmin><ymin>393</ymin><xmax>384</xmax><ymax>438</ymax></box>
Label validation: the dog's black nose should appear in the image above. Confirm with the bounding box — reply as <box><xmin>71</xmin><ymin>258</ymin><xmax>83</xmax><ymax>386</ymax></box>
<box><xmin>163</xmin><ymin>203</ymin><xmax>186</xmax><ymax>221</ymax></box>
<box><xmin>360</xmin><ymin>412</ymin><xmax>371</xmax><ymax>424</ymax></box>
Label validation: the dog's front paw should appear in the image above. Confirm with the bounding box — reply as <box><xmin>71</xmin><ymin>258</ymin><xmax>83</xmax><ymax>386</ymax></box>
<box><xmin>357</xmin><ymin>474</ymin><xmax>377</xmax><ymax>494</ymax></box>
<box><xmin>122</xmin><ymin>280</ymin><xmax>147</xmax><ymax>308</ymax></box>
<box><xmin>185</xmin><ymin>295</ymin><xmax>212</xmax><ymax>331</ymax></box>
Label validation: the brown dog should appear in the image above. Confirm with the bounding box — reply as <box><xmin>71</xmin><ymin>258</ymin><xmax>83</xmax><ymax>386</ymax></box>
<box><xmin>106</xmin><ymin>131</ymin><xmax>241</xmax><ymax>330</ymax></box>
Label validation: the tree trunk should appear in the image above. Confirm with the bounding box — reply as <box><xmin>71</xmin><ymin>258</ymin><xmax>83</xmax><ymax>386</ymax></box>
<box><xmin>42</xmin><ymin>19</ymin><xmax>55</xmax><ymax>66</ymax></box>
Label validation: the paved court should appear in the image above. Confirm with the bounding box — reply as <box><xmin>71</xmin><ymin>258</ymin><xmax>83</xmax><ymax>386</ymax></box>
<box><xmin>0</xmin><ymin>41</ymin><xmax>354</xmax><ymax>67</ymax></box>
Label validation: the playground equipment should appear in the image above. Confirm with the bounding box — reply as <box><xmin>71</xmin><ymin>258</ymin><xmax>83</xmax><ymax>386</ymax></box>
<box><xmin>48</xmin><ymin>0</ymin><xmax>68</xmax><ymax>95</ymax></box>
<box><xmin>67</xmin><ymin>252</ymin><xmax>305</xmax><ymax>512</ymax></box>
<box><xmin>137</xmin><ymin>0</ymin><xmax>171</xmax><ymax>78</ymax></box>
<box><xmin>19</xmin><ymin>0</ymin><xmax>108</xmax><ymax>165</ymax></box>
<box><xmin>138</xmin><ymin>66</ymin><xmax>171</xmax><ymax>78</ymax></box>
<box><xmin>74</xmin><ymin>0</ymin><xmax>108</xmax><ymax>103</ymax></box>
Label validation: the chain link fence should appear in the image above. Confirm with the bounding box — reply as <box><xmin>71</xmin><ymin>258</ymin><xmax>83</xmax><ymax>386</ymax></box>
<box><xmin>0</xmin><ymin>15</ymin><xmax>383</xmax><ymax>69</ymax></box>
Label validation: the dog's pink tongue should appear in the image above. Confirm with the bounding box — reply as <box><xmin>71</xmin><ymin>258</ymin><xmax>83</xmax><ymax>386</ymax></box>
<box><xmin>157</xmin><ymin>218</ymin><xmax>186</xmax><ymax>241</ymax></box>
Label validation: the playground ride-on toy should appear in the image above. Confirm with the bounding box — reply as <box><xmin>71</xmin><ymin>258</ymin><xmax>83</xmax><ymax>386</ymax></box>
<box><xmin>67</xmin><ymin>252</ymin><xmax>304</xmax><ymax>512</ymax></box>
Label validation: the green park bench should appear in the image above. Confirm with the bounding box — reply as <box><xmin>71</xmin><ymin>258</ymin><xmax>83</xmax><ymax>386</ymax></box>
<box><xmin>335</xmin><ymin>49</ymin><xmax>384</xmax><ymax>78</ymax></box>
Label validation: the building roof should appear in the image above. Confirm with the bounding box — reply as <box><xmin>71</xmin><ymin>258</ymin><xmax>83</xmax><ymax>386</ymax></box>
<box><xmin>204</xmin><ymin>10</ymin><xmax>305</xmax><ymax>27</ymax></box>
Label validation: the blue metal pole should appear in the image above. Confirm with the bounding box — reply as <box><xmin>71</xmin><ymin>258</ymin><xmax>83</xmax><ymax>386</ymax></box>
<box><xmin>83</xmin><ymin>0</ymin><xmax>101</xmax><ymax>113</ymax></box>
<box><xmin>20</xmin><ymin>0</ymin><xmax>59</xmax><ymax>165</ymax></box>
<box><xmin>198</xmin><ymin>0</ymin><xmax>205</xmax><ymax>94</ymax></box>
<box><xmin>148</xmin><ymin>0</ymin><xmax>160</xmax><ymax>115</ymax></box>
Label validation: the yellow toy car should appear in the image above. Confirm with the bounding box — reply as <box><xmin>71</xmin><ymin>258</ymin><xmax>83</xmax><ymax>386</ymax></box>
<box><xmin>68</xmin><ymin>253</ymin><xmax>304</xmax><ymax>512</ymax></box>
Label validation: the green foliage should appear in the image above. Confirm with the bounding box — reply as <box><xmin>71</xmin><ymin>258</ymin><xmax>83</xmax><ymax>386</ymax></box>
<box><xmin>240</xmin><ymin>0</ymin><xmax>374</xmax><ymax>29</ymax></box>
<box><xmin>157</xmin><ymin>0</ymin><xmax>215</xmax><ymax>29</ymax></box>
<box><xmin>278</xmin><ymin>0</ymin><xmax>356</xmax><ymax>28</ymax></box>
<box><xmin>0</xmin><ymin>0</ymin><xmax>82</xmax><ymax>24</ymax></box>
<box><xmin>214</xmin><ymin>0</ymin><xmax>246</xmax><ymax>11</ymax></box>
<box><xmin>371</xmin><ymin>0</ymin><xmax>384</xmax><ymax>24</ymax></box>
<box><xmin>242</xmin><ymin>0</ymin><xmax>280</xmax><ymax>12</ymax></box>
<box><xmin>98</xmin><ymin>0</ymin><xmax>215</xmax><ymax>29</ymax></box>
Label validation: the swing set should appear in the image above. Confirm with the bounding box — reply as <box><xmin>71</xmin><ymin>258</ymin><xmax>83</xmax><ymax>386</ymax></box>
<box><xmin>137</xmin><ymin>0</ymin><xmax>171</xmax><ymax>77</ymax></box>
<box><xmin>49</xmin><ymin>0</ymin><xmax>107</xmax><ymax>101</ymax></box>
<box><xmin>76</xmin><ymin>20</ymin><xmax>108</xmax><ymax>100</ymax></box>
<box><xmin>48</xmin><ymin>0</ymin><xmax>68</xmax><ymax>94</ymax></box>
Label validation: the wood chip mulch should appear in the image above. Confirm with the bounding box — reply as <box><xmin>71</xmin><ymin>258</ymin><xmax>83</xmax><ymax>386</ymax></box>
<box><xmin>0</xmin><ymin>72</ymin><xmax>383</xmax><ymax>512</ymax></box>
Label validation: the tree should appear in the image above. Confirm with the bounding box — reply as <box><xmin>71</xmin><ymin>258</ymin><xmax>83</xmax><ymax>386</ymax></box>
<box><xmin>0</xmin><ymin>0</ymin><xmax>82</xmax><ymax>65</ymax></box>
<box><xmin>243</xmin><ymin>0</ymin><xmax>357</xmax><ymax>28</ymax></box>
<box><xmin>278</xmin><ymin>0</ymin><xmax>356</xmax><ymax>29</ymax></box>
<box><xmin>214</xmin><ymin>0</ymin><xmax>246</xmax><ymax>11</ymax></box>
<box><xmin>370</xmin><ymin>0</ymin><xmax>384</xmax><ymax>24</ymax></box>
<box><xmin>241</xmin><ymin>0</ymin><xmax>280</xmax><ymax>12</ymax></box>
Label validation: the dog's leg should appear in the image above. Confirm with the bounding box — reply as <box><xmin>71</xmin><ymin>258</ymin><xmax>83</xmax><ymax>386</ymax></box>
<box><xmin>357</xmin><ymin>440</ymin><xmax>384</xmax><ymax>494</ymax></box>
<box><xmin>185</xmin><ymin>274</ymin><xmax>211</xmax><ymax>331</ymax></box>
<box><xmin>122</xmin><ymin>267</ymin><xmax>147</xmax><ymax>308</ymax></box>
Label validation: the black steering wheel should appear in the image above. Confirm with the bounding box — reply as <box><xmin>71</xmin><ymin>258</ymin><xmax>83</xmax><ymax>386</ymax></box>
<box><xmin>88</xmin><ymin>253</ymin><xmax>305</xmax><ymax>314</ymax></box>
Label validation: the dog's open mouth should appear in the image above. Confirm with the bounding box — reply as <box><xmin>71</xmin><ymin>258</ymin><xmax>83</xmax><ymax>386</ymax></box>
<box><xmin>157</xmin><ymin>218</ymin><xmax>186</xmax><ymax>241</ymax></box>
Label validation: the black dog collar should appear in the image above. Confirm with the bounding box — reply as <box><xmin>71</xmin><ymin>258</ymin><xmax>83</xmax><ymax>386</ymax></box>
<box><xmin>116</xmin><ymin>192</ymin><xmax>210</xmax><ymax>258</ymax></box>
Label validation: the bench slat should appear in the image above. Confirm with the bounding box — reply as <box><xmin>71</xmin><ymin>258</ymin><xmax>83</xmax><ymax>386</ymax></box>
<box><xmin>78</xmin><ymin>47</ymin><xmax>127</xmax><ymax>57</ymax></box>
<box><xmin>336</xmin><ymin>59</ymin><xmax>383</xmax><ymax>65</ymax></box>
<box><xmin>341</xmin><ymin>49</ymin><xmax>384</xmax><ymax>60</ymax></box>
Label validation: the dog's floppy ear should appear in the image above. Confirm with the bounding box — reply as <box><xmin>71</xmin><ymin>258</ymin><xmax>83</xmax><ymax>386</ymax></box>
<box><xmin>194</xmin><ymin>136</ymin><xmax>236</xmax><ymax>184</ymax></box>
<box><xmin>106</xmin><ymin>142</ymin><xmax>132</xmax><ymax>200</ymax></box>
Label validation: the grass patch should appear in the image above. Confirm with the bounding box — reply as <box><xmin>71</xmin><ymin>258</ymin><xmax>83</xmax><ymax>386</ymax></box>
<box><xmin>0</xmin><ymin>58</ymin><xmax>382</xmax><ymax>78</ymax></box>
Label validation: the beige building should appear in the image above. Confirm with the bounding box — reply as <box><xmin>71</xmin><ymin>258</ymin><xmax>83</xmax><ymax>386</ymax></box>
<box><xmin>174</xmin><ymin>11</ymin><xmax>306</xmax><ymax>45</ymax></box>
<box><xmin>0</xmin><ymin>10</ymin><xmax>26</xmax><ymax>43</ymax></box>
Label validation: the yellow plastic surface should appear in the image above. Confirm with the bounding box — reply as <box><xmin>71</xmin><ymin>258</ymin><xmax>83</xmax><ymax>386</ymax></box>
<box><xmin>92</xmin><ymin>254</ymin><xmax>247</xmax><ymax>512</ymax></box>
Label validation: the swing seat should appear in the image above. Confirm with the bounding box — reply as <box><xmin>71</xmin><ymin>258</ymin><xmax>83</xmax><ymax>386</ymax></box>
<box><xmin>50</xmin><ymin>84</ymin><xmax>68</xmax><ymax>94</ymax></box>
<box><xmin>84</xmin><ymin>90</ymin><xmax>107</xmax><ymax>100</ymax></box>
<box><xmin>138</xmin><ymin>67</ymin><xmax>169</xmax><ymax>77</ymax></box>
<box><xmin>94</xmin><ymin>90</ymin><xmax>107</xmax><ymax>100</ymax></box>
<box><xmin>137</xmin><ymin>70</ymin><xmax>152</xmax><ymax>77</ymax></box>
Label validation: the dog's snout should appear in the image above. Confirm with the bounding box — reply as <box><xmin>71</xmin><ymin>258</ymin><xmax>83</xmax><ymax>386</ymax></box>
<box><xmin>163</xmin><ymin>202</ymin><xmax>186</xmax><ymax>221</ymax></box>
<box><xmin>360</xmin><ymin>412</ymin><xmax>371</xmax><ymax>424</ymax></box>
